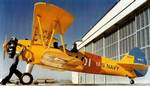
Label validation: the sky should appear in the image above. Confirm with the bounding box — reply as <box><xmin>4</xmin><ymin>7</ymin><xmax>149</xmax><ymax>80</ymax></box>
<box><xmin>0</xmin><ymin>0</ymin><xmax>117</xmax><ymax>81</ymax></box>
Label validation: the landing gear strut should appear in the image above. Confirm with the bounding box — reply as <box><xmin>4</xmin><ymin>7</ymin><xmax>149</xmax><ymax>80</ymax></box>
<box><xmin>19</xmin><ymin>64</ymin><xmax>34</xmax><ymax>85</ymax></box>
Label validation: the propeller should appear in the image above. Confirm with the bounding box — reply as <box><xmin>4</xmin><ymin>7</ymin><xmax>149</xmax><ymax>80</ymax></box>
<box><xmin>3</xmin><ymin>36</ymin><xmax>8</xmax><ymax>59</ymax></box>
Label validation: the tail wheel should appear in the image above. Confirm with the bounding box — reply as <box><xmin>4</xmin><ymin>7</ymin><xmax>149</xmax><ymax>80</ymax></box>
<box><xmin>130</xmin><ymin>79</ymin><xmax>134</xmax><ymax>84</ymax></box>
<box><xmin>20</xmin><ymin>73</ymin><xmax>33</xmax><ymax>85</ymax></box>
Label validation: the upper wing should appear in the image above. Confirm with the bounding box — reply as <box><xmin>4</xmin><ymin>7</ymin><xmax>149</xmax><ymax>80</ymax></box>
<box><xmin>31</xmin><ymin>2</ymin><xmax>74</xmax><ymax>45</ymax></box>
<box><xmin>118</xmin><ymin>63</ymin><xmax>148</xmax><ymax>70</ymax></box>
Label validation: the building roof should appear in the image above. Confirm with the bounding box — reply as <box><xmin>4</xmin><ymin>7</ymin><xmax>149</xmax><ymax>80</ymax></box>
<box><xmin>77</xmin><ymin>0</ymin><xmax>147</xmax><ymax>49</ymax></box>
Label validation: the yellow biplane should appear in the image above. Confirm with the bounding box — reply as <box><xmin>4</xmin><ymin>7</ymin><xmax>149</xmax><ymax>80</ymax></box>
<box><xmin>3</xmin><ymin>2</ymin><xmax>148</xmax><ymax>85</ymax></box>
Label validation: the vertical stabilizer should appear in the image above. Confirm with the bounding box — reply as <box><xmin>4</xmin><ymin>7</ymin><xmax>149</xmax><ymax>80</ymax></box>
<box><xmin>129</xmin><ymin>48</ymin><xmax>148</xmax><ymax>77</ymax></box>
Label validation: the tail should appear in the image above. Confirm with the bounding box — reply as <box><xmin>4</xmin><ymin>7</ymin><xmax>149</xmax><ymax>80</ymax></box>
<box><xmin>129</xmin><ymin>48</ymin><xmax>148</xmax><ymax>77</ymax></box>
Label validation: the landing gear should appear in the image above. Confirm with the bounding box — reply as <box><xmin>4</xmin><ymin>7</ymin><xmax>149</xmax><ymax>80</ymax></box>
<box><xmin>130</xmin><ymin>79</ymin><xmax>135</xmax><ymax>84</ymax></box>
<box><xmin>19</xmin><ymin>64</ymin><xmax>34</xmax><ymax>85</ymax></box>
<box><xmin>20</xmin><ymin>73</ymin><xmax>33</xmax><ymax>85</ymax></box>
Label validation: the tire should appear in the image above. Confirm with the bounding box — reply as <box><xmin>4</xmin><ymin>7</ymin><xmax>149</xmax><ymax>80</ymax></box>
<box><xmin>20</xmin><ymin>73</ymin><xmax>33</xmax><ymax>85</ymax></box>
<box><xmin>130</xmin><ymin>79</ymin><xmax>134</xmax><ymax>84</ymax></box>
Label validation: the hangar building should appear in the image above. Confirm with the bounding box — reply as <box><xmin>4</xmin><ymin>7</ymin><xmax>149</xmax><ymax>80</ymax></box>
<box><xmin>72</xmin><ymin>0</ymin><xmax>150</xmax><ymax>84</ymax></box>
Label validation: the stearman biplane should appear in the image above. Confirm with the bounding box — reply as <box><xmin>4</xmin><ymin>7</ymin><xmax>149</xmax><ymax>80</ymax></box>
<box><xmin>2</xmin><ymin>2</ymin><xmax>148</xmax><ymax>85</ymax></box>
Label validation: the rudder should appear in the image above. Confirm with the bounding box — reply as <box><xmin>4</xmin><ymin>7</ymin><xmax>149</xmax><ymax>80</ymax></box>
<box><xmin>129</xmin><ymin>48</ymin><xmax>148</xmax><ymax>77</ymax></box>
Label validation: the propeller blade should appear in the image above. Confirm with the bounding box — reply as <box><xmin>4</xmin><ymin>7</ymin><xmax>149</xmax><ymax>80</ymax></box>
<box><xmin>3</xmin><ymin>36</ymin><xmax>8</xmax><ymax>59</ymax></box>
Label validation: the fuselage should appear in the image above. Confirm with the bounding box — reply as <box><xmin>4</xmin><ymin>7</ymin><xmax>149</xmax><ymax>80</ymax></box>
<box><xmin>78</xmin><ymin>52</ymin><xmax>136</xmax><ymax>78</ymax></box>
<box><xmin>17</xmin><ymin>40</ymin><xmax>136</xmax><ymax>79</ymax></box>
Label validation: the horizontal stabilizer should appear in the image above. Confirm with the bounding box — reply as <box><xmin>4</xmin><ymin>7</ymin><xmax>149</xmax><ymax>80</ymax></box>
<box><xmin>118</xmin><ymin>63</ymin><xmax>148</xmax><ymax>70</ymax></box>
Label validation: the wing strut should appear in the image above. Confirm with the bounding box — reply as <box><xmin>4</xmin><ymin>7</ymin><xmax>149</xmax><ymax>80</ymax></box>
<box><xmin>60</xmin><ymin>34</ymin><xmax>66</xmax><ymax>53</ymax></box>
<box><xmin>48</xmin><ymin>28</ymin><xmax>55</xmax><ymax>48</ymax></box>
<box><xmin>37</xmin><ymin>15</ymin><xmax>46</xmax><ymax>47</ymax></box>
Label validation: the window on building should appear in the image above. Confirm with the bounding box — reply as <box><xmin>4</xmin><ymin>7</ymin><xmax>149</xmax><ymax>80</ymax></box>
<box><xmin>105</xmin><ymin>31</ymin><xmax>118</xmax><ymax>59</ymax></box>
<box><xmin>94</xmin><ymin>38</ymin><xmax>104</xmax><ymax>55</ymax></box>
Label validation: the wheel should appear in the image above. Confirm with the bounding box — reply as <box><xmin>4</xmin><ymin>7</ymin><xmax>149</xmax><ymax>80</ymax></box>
<box><xmin>130</xmin><ymin>79</ymin><xmax>134</xmax><ymax>84</ymax></box>
<box><xmin>20</xmin><ymin>73</ymin><xmax>33</xmax><ymax>85</ymax></box>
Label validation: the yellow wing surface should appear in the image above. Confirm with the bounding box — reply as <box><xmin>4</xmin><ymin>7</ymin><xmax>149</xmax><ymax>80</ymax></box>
<box><xmin>31</xmin><ymin>2</ymin><xmax>74</xmax><ymax>45</ymax></box>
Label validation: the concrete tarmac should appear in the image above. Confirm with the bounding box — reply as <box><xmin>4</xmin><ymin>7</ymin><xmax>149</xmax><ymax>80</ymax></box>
<box><xmin>1</xmin><ymin>80</ymin><xmax>150</xmax><ymax>86</ymax></box>
<box><xmin>4</xmin><ymin>84</ymin><xmax>150</xmax><ymax>86</ymax></box>
<box><xmin>36</xmin><ymin>84</ymin><xmax>150</xmax><ymax>86</ymax></box>
<box><xmin>2</xmin><ymin>83</ymin><xmax>150</xmax><ymax>86</ymax></box>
